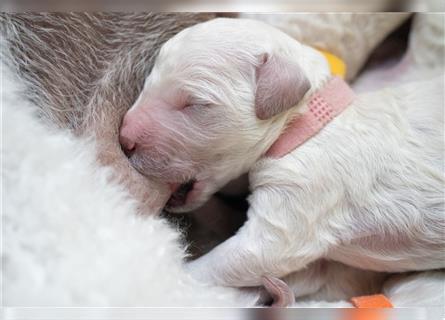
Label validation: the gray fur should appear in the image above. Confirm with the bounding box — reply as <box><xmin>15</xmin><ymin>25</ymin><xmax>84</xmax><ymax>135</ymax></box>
<box><xmin>0</xmin><ymin>13</ymin><xmax>216</xmax><ymax>211</ymax></box>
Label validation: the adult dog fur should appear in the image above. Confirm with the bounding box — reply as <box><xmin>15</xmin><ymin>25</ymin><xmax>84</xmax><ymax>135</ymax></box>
<box><xmin>0</xmin><ymin>13</ymin><xmax>215</xmax><ymax>212</ymax></box>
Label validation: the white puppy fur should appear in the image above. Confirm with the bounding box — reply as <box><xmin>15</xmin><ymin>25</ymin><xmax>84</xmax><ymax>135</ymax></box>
<box><xmin>120</xmin><ymin>17</ymin><xmax>444</xmax><ymax>304</ymax></box>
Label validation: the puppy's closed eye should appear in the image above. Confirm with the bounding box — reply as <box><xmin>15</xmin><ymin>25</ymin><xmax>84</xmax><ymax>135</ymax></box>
<box><xmin>183</xmin><ymin>93</ymin><xmax>213</xmax><ymax>108</ymax></box>
<box><xmin>182</xmin><ymin>99</ymin><xmax>212</xmax><ymax>110</ymax></box>
<box><xmin>183</xmin><ymin>103</ymin><xmax>210</xmax><ymax>109</ymax></box>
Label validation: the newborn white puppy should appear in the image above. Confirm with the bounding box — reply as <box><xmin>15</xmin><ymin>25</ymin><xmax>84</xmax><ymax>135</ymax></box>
<box><xmin>120</xmin><ymin>18</ymin><xmax>445</xmax><ymax>287</ymax></box>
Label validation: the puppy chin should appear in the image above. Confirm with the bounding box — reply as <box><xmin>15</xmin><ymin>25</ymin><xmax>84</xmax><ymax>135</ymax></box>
<box><xmin>165</xmin><ymin>195</ymin><xmax>210</xmax><ymax>213</ymax></box>
<box><xmin>165</xmin><ymin>180</ymin><xmax>214</xmax><ymax>213</ymax></box>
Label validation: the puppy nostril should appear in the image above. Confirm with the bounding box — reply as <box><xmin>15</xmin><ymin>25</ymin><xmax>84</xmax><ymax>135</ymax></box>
<box><xmin>123</xmin><ymin>143</ymin><xmax>136</xmax><ymax>158</ymax></box>
<box><xmin>120</xmin><ymin>135</ymin><xmax>136</xmax><ymax>158</ymax></box>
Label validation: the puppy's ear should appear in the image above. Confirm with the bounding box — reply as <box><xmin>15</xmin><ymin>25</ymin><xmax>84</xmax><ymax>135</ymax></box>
<box><xmin>255</xmin><ymin>53</ymin><xmax>311</xmax><ymax>120</ymax></box>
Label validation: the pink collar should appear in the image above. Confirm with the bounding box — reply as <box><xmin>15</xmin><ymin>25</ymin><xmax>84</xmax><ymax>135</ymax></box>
<box><xmin>266</xmin><ymin>77</ymin><xmax>354</xmax><ymax>158</ymax></box>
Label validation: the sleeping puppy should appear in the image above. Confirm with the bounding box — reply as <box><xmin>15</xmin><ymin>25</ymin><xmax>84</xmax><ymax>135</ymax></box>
<box><xmin>119</xmin><ymin>18</ymin><xmax>444</xmax><ymax>290</ymax></box>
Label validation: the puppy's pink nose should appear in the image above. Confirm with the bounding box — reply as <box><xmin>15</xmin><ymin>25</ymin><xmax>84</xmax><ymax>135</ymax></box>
<box><xmin>120</xmin><ymin>134</ymin><xmax>136</xmax><ymax>157</ymax></box>
<box><xmin>119</xmin><ymin>119</ymin><xmax>137</xmax><ymax>157</ymax></box>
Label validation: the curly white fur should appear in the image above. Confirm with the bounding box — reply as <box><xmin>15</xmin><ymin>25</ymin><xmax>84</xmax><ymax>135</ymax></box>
<box><xmin>1</xmin><ymin>60</ymin><xmax>256</xmax><ymax>307</ymax></box>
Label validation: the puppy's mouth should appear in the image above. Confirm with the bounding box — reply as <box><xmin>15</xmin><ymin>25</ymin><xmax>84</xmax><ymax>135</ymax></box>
<box><xmin>166</xmin><ymin>179</ymin><xmax>197</xmax><ymax>209</ymax></box>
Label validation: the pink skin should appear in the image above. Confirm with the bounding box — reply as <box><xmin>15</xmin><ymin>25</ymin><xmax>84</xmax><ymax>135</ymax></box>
<box><xmin>120</xmin><ymin>97</ymin><xmax>198</xmax><ymax>182</ymax></box>
<box><xmin>261</xmin><ymin>276</ymin><xmax>295</xmax><ymax>307</ymax></box>
<box><xmin>120</xmin><ymin>97</ymin><xmax>171</xmax><ymax>151</ymax></box>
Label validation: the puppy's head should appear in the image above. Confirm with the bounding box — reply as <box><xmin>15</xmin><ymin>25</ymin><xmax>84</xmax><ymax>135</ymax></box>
<box><xmin>119</xmin><ymin>18</ymin><xmax>329</xmax><ymax>212</ymax></box>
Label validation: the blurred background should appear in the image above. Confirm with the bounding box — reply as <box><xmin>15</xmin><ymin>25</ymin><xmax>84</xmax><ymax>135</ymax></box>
<box><xmin>4</xmin><ymin>307</ymin><xmax>444</xmax><ymax>320</ymax></box>
<box><xmin>1</xmin><ymin>0</ymin><xmax>444</xmax><ymax>12</ymax></box>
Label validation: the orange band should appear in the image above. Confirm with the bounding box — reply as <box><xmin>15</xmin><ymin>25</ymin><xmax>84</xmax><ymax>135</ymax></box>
<box><xmin>351</xmin><ymin>294</ymin><xmax>393</xmax><ymax>308</ymax></box>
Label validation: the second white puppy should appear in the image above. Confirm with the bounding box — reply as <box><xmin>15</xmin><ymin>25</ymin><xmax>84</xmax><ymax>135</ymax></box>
<box><xmin>120</xmin><ymin>18</ymin><xmax>444</xmax><ymax>288</ymax></box>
